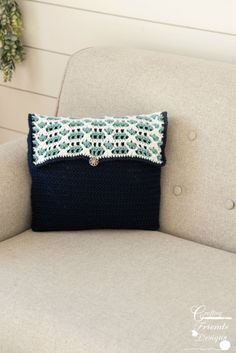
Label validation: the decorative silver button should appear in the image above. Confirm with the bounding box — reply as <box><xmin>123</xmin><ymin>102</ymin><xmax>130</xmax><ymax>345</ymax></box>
<box><xmin>89</xmin><ymin>157</ymin><xmax>99</xmax><ymax>167</ymax></box>
<box><xmin>224</xmin><ymin>199</ymin><xmax>235</xmax><ymax>210</ymax></box>
<box><xmin>173</xmin><ymin>185</ymin><xmax>182</xmax><ymax>196</ymax></box>
<box><xmin>188</xmin><ymin>131</ymin><xmax>197</xmax><ymax>141</ymax></box>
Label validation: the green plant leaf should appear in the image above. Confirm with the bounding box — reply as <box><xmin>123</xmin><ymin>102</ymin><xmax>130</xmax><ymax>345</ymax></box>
<box><xmin>0</xmin><ymin>0</ymin><xmax>25</xmax><ymax>81</ymax></box>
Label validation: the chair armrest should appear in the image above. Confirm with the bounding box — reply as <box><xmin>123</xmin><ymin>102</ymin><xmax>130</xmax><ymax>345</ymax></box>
<box><xmin>0</xmin><ymin>138</ymin><xmax>31</xmax><ymax>242</ymax></box>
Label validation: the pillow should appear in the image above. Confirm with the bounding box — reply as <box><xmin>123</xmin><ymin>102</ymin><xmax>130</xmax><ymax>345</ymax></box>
<box><xmin>28</xmin><ymin>112</ymin><xmax>168</xmax><ymax>231</ymax></box>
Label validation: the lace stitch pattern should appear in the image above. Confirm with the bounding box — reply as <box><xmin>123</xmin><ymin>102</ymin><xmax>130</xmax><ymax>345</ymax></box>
<box><xmin>30</xmin><ymin>112</ymin><xmax>167</xmax><ymax>165</ymax></box>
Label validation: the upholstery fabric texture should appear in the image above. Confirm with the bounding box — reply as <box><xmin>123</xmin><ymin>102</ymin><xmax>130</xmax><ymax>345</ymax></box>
<box><xmin>28</xmin><ymin>112</ymin><xmax>167</xmax><ymax>231</ymax></box>
<box><xmin>0</xmin><ymin>230</ymin><xmax>235</xmax><ymax>353</ymax></box>
<box><xmin>57</xmin><ymin>47</ymin><xmax>236</xmax><ymax>252</ymax></box>
<box><xmin>0</xmin><ymin>139</ymin><xmax>30</xmax><ymax>242</ymax></box>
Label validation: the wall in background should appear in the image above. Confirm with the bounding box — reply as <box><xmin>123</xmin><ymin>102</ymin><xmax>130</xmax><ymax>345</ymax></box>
<box><xmin>0</xmin><ymin>0</ymin><xmax>235</xmax><ymax>143</ymax></box>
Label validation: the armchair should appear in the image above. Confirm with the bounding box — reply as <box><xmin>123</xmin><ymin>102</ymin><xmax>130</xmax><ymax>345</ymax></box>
<box><xmin>0</xmin><ymin>47</ymin><xmax>235</xmax><ymax>353</ymax></box>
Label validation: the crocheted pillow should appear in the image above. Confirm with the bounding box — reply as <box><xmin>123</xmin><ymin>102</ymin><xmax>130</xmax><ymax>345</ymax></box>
<box><xmin>28</xmin><ymin>112</ymin><xmax>168</xmax><ymax>231</ymax></box>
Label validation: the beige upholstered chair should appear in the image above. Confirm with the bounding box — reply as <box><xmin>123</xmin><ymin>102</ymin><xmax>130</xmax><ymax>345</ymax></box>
<box><xmin>0</xmin><ymin>48</ymin><xmax>235</xmax><ymax>352</ymax></box>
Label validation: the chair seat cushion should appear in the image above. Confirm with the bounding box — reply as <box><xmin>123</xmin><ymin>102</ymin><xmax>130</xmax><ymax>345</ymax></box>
<box><xmin>0</xmin><ymin>230</ymin><xmax>235</xmax><ymax>353</ymax></box>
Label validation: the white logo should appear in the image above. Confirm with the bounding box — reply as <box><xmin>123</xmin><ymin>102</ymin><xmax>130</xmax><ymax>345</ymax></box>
<box><xmin>184</xmin><ymin>305</ymin><xmax>232</xmax><ymax>351</ymax></box>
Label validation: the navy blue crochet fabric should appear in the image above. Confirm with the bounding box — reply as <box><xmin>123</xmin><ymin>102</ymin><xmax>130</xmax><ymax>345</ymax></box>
<box><xmin>28</xmin><ymin>113</ymin><xmax>167</xmax><ymax>231</ymax></box>
<box><xmin>29</xmin><ymin>159</ymin><xmax>161</xmax><ymax>231</ymax></box>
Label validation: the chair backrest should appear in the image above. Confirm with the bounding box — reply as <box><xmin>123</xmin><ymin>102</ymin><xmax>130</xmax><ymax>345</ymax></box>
<box><xmin>57</xmin><ymin>47</ymin><xmax>236</xmax><ymax>253</ymax></box>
